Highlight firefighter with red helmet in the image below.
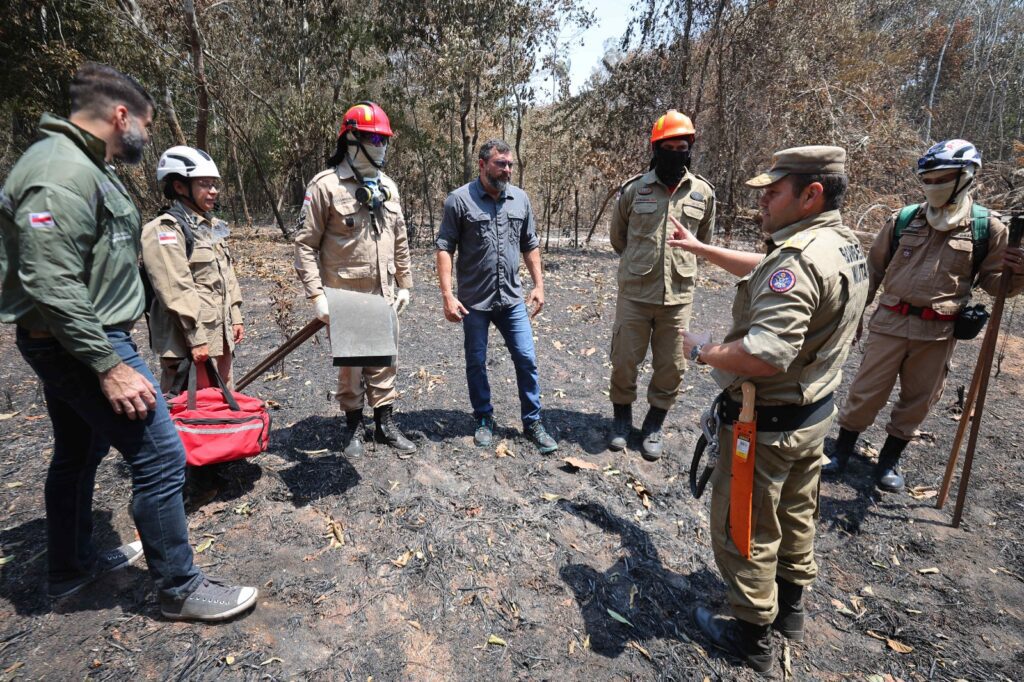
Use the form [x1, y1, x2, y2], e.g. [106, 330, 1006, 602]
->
[607, 110, 717, 460]
[293, 101, 415, 456]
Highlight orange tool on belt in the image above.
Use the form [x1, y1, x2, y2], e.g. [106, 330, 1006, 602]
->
[730, 382, 757, 559]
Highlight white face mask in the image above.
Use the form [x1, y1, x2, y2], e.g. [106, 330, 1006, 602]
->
[349, 142, 386, 179]
[921, 179, 958, 209]
[920, 168, 974, 232]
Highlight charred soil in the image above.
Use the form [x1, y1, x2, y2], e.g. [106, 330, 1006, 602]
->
[2, 229, 1023, 681]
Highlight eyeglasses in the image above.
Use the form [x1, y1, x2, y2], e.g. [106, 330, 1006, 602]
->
[194, 179, 220, 190]
[355, 132, 389, 147]
[490, 160, 514, 169]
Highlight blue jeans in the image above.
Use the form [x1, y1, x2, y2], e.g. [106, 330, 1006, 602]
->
[463, 302, 542, 425]
[16, 328, 202, 601]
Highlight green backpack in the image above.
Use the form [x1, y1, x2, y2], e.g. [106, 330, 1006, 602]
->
[891, 203, 990, 284]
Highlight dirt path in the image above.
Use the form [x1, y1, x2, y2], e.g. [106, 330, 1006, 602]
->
[1, 229, 1022, 681]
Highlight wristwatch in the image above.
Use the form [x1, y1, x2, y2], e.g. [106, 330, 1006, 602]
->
[690, 343, 706, 365]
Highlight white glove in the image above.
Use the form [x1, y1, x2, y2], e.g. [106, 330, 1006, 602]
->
[393, 288, 410, 315]
[313, 293, 330, 323]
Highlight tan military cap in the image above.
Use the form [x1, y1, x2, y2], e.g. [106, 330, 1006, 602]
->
[745, 145, 847, 187]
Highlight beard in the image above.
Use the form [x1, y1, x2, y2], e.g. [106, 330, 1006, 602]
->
[486, 169, 510, 192]
[114, 120, 146, 164]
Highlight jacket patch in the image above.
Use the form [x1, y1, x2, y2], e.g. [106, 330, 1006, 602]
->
[768, 268, 796, 293]
[28, 212, 55, 229]
[637, 186, 653, 195]
[303, 193, 312, 207]
[690, 191, 704, 202]
[158, 231, 179, 245]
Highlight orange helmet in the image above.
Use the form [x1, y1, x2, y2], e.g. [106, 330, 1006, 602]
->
[338, 101, 393, 138]
[650, 109, 695, 144]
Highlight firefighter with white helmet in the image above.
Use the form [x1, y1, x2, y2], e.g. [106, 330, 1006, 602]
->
[293, 101, 415, 457]
[142, 145, 244, 393]
[825, 139, 1024, 492]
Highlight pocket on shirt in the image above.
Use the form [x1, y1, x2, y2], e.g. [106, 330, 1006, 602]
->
[329, 198, 362, 237]
[940, 236, 973, 277]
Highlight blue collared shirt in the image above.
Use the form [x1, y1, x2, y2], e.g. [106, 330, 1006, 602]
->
[435, 178, 540, 310]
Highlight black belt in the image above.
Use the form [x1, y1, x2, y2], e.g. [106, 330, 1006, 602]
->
[719, 392, 834, 432]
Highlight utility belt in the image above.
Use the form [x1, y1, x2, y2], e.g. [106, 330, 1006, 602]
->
[881, 300, 989, 340]
[881, 301, 957, 322]
[719, 391, 834, 432]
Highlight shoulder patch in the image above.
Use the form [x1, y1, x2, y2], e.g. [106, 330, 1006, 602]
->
[157, 230, 178, 245]
[768, 268, 797, 293]
[28, 211, 55, 229]
[619, 173, 644, 193]
[780, 230, 816, 251]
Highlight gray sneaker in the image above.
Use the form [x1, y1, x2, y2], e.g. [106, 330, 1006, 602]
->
[48, 540, 144, 599]
[161, 578, 258, 622]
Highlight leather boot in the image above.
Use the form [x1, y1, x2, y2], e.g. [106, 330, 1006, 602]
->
[342, 410, 364, 458]
[693, 606, 773, 675]
[608, 403, 631, 451]
[640, 406, 668, 461]
[373, 404, 417, 454]
[822, 427, 859, 476]
[772, 577, 804, 641]
[874, 435, 908, 493]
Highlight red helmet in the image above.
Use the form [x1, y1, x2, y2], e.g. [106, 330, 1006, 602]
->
[338, 101, 393, 138]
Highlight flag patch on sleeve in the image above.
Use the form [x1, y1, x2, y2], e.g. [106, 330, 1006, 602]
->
[28, 212, 55, 229]
[158, 231, 178, 245]
[302, 193, 312, 207]
[768, 268, 796, 293]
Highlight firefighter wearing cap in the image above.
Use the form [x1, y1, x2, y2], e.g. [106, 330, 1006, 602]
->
[141, 146, 244, 393]
[293, 101, 415, 457]
[671, 146, 868, 673]
[607, 110, 716, 461]
[825, 140, 1024, 492]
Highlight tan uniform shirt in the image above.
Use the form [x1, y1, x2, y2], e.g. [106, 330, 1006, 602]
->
[713, 210, 869, 406]
[140, 204, 243, 358]
[610, 168, 715, 305]
[866, 199, 1024, 341]
[293, 162, 412, 301]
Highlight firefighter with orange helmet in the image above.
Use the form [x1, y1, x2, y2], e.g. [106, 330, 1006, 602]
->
[607, 109, 717, 460]
[293, 101, 415, 457]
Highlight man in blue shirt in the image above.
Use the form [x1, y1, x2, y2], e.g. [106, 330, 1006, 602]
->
[435, 139, 558, 454]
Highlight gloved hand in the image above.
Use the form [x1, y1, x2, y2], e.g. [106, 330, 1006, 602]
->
[313, 293, 330, 323]
[393, 288, 410, 315]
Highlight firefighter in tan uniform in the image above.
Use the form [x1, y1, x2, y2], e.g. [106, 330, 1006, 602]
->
[671, 147, 868, 674]
[294, 101, 415, 457]
[825, 140, 1024, 492]
[142, 146, 244, 393]
[608, 110, 716, 461]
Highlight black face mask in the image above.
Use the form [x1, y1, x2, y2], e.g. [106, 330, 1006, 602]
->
[652, 146, 691, 187]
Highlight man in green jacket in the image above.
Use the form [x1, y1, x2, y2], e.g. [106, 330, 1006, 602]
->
[0, 62, 255, 621]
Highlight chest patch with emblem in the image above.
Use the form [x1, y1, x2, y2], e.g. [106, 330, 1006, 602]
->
[638, 186, 653, 195]
[768, 268, 797, 293]
[902, 247, 913, 258]
[690, 191, 704, 202]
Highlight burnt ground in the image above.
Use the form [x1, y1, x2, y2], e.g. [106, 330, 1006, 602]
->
[1, 227, 1023, 682]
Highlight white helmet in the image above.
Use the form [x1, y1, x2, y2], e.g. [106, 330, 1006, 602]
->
[156, 146, 220, 182]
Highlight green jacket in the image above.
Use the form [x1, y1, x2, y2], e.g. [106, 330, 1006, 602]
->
[610, 168, 716, 305]
[0, 113, 144, 372]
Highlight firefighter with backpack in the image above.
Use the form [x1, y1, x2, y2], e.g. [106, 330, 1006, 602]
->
[141, 146, 245, 393]
[825, 140, 1024, 492]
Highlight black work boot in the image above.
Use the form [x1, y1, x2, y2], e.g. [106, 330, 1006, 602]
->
[373, 404, 417, 454]
[639, 406, 668, 461]
[608, 403, 632, 451]
[693, 606, 773, 675]
[772, 577, 805, 641]
[822, 428, 859, 477]
[874, 435, 909, 493]
[342, 410, 364, 458]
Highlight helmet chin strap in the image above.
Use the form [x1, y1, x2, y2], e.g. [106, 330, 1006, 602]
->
[944, 167, 975, 207]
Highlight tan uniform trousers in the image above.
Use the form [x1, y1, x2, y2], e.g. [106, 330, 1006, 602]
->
[609, 296, 691, 409]
[159, 353, 234, 394]
[837, 331, 957, 441]
[710, 414, 831, 626]
[337, 364, 397, 413]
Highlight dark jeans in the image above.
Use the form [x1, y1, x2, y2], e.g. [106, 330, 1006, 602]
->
[16, 328, 202, 601]
[463, 302, 542, 425]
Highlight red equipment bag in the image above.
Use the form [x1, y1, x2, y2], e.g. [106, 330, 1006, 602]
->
[166, 358, 271, 466]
